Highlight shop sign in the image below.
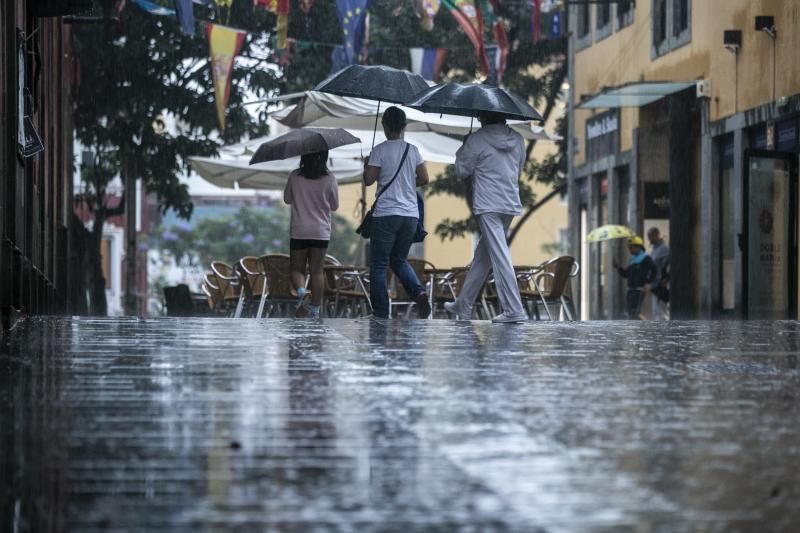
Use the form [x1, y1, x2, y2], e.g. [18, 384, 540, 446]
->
[644, 182, 670, 219]
[586, 109, 619, 161]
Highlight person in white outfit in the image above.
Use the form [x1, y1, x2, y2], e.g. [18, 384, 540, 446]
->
[445, 111, 528, 324]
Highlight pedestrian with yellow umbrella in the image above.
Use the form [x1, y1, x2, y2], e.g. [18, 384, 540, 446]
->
[612, 235, 657, 320]
[586, 225, 656, 319]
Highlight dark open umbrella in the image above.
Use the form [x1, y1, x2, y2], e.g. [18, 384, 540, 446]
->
[315, 64, 429, 104]
[315, 65, 430, 149]
[405, 82, 544, 122]
[249, 127, 360, 165]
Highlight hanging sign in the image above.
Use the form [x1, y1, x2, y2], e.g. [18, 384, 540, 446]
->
[586, 109, 619, 161]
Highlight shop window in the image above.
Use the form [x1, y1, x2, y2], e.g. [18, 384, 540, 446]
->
[616, 0, 634, 30]
[576, 4, 592, 50]
[596, 2, 612, 41]
[652, 0, 691, 58]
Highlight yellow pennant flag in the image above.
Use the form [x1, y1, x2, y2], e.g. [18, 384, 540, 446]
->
[206, 23, 246, 132]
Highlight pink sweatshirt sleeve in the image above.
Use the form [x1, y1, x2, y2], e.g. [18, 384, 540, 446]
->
[329, 174, 339, 211]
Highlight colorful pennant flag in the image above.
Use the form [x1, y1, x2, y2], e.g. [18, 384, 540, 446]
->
[174, 0, 194, 35]
[533, 0, 563, 42]
[409, 47, 448, 82]
[253, 0, 288, 49]
[418, 0, 441, 31]
[336, 0, 370, 66]
[531, 0, 541, 42]
[491, 18, 508, 84]
[206, 23, 246, 131]
[133, 0, 176, 16]
[442, 0, 489, 76]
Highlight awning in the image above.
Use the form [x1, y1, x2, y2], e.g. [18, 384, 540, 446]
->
[578, 81, 696, 109]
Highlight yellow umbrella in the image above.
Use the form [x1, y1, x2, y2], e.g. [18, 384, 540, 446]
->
[586, 224, 636, 243]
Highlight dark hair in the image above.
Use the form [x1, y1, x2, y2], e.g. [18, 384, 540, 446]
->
[478, 110, 506, 125]
[298, 150, 329, 180]
[381, 106, 407, 133]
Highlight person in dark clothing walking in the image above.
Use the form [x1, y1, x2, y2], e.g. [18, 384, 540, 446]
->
[613, 236, 657, 319]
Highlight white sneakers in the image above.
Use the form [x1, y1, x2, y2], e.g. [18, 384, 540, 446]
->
[445, 301, 527, 323]
[491, 312, 528, 324]
[444, 301, 470, 320]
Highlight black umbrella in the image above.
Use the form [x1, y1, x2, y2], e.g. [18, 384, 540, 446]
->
[315, 64, 429, 104]
[249, 127, 360, 165]
[315, 65, 429, 149]
[405, 82, 544, 122]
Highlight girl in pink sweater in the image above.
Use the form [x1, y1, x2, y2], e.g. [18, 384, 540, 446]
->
[283, 151, 339, 318]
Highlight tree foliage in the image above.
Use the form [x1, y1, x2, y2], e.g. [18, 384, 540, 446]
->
[72, 0, 283, 313]
[151, 206, 359, 268]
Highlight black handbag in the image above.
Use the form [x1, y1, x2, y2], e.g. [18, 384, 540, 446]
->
[356, 143, 411, 239]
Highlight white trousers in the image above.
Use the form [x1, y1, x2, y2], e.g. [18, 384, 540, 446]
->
[455, 212, 525, 317]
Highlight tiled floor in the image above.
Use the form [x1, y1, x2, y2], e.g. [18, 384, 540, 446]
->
[2, 317, 799, 531]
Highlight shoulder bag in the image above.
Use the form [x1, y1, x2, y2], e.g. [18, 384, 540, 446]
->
[356, 143, 411, 239]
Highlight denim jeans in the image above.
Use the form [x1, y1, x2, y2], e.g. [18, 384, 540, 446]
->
[369, 215, 424, 318]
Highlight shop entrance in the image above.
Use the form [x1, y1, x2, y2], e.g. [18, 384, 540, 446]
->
[743, 150, 798, 319]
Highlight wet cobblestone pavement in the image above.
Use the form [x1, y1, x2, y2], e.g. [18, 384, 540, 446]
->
[2, 317, 800, 531]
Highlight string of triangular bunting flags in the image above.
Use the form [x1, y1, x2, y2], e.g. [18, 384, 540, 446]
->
[129, 0, 564, 130]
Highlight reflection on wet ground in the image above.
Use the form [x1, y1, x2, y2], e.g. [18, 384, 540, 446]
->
[1, 317, 799, 531]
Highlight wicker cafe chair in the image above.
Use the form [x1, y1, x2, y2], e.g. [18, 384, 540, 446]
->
[325, 263, 372, 318]
[201, 273, 220, 313]
[522, 256, 579, 321]
[260, 254, 297, 317]
[234, 256, 268, 318]
[209, 261, 242, 316]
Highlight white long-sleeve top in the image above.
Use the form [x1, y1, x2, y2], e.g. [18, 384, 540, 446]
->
[454, 123, 525, 216]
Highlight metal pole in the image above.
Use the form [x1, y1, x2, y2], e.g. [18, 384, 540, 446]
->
[124, 165, 138, 315]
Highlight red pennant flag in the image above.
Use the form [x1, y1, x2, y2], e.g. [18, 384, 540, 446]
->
[443, 0, 490, 76]
[206, 23, 246, 131]
[492, 18, 508, 84]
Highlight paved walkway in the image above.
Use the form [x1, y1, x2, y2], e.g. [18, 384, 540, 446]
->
[2, 317, 799, 531]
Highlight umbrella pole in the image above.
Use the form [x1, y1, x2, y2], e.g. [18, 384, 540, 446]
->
[469, 116, 474, 133]
[370, 99, 381, 150]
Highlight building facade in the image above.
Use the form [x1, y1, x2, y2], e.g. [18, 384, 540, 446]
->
[1, 1, 90, 330]
[567, 0, 800, 319]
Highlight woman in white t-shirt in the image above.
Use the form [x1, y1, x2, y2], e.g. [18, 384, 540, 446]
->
[283, 150, 339, 318]
[363, 106, 430, 319]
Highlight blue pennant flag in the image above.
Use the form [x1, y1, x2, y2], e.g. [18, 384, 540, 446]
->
[133, 0, 176, 16]
[174, 0, 194, 35]
[335, 0, 370, 66]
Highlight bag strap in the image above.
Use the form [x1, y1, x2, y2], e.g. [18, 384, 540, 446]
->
[372, 142, 410, 208]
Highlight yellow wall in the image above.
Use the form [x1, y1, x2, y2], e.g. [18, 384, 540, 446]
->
[574, 0, 800, 166]
[336, 120, 568, 268]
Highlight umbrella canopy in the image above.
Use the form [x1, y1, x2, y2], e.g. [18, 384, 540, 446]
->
[271, 91, 560, 141]
[249, 127, 360, 164]
[315, 64, 429, 104]
[586, 224, 636, 243]
[189, 155, 364, 191]
[406, 82, 544, 121]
